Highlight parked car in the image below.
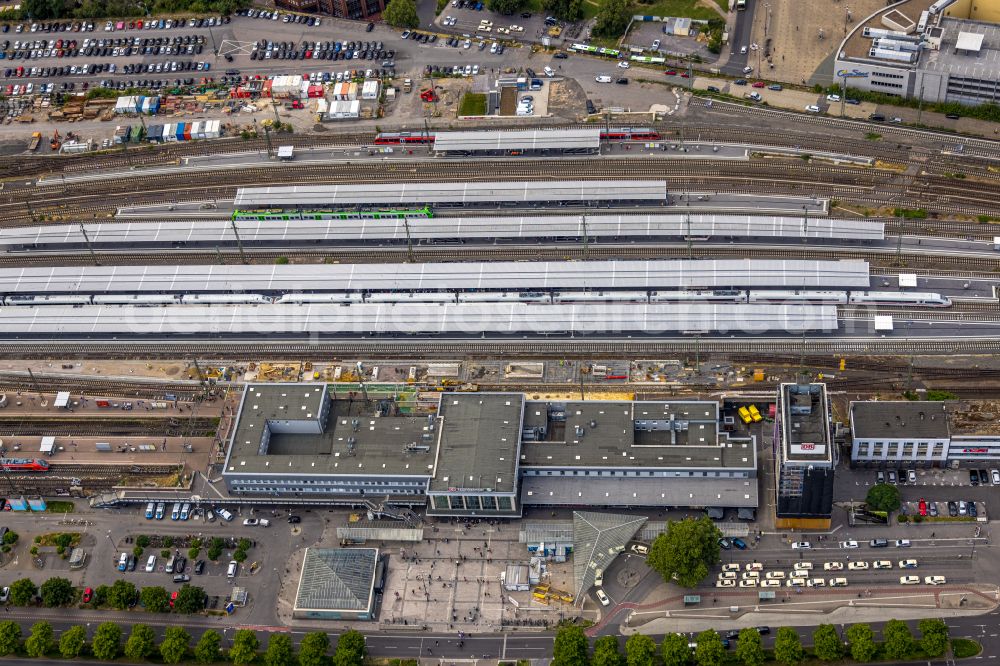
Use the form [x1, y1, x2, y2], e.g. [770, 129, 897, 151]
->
[194, 560, 205, 575]
[791, 542, 811, 550]
[596, 589, 610, 606]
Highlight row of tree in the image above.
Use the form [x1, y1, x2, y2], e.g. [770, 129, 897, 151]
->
[0, 622, 366, 666]
[553, 618, 951, 666]
[5, 577, 207, 614]
[2, 0, 249, 21]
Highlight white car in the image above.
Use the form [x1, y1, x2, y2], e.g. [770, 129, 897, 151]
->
[742, 65, 753, 74]
[741, 571, 760, 580]
[739, 579, 758, 588]
[718, 572, 737, 580]
[895, 539, 911, 548]
[827, 93, 841, 102]
[793, 562, 814, 571]
[823, 562, 844, 571]
[805, 105, 821, 113]
[617, 61, 630, 69]
[745, 562, 764, 571]
[900, 575, 921, 585]
[463, 39, 471, 48]
[761, 579, 781, 588]
[899, 559, 918, 569]
[840, 540, 859, 549]
[786, 578, 807, 587]
[807, 578, 826, 587]
[722, 563, 741, 572]
[651, 39, 660, 49]
[765, 571, 785, 580]
[543, 66, 555, 77]
[829, 578, 849, 587]
[716, 579, 736, 588]
[924, 576, 946, 585]
[847, 561, 869, 571]
[243, 518, 259, 526]
[510, 24, 524, 31]
[596, 588, 610, 605]
[873, 561, 892, 569]
[791, 542, 812, 550]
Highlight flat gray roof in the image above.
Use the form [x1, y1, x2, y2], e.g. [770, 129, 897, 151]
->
[429, 393, 524, 493]
[779, 384, 833, 464]
[233, 181, 667, 208]
[520, 400, 757, 470]
[293, 547, 378, 613]
[522, 476, 759, 507]
[922, 18, 1000, 80]
[432, 129, 601, 151]
[0, 216, 883, 248]
[227, 384, 437, 477]
[850, 401, 950, 439]
[0, 260, 871, 294]
[0, 303, 840, 337]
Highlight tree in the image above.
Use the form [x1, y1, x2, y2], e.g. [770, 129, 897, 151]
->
[231, 629, 260, 665]
[542, 0, 583, 20]
[107, 580, 137, 610]
[59, 625, 87, 659]
[847, 623, 878, 662]
[25, 621, 54, 658]
[92, 584, 110, 607]
[647, 516, 722, 588]
[332, 630, 364, 666]
[298, 632, 330, 666]
[125, 624, 157, 661]
[774, 627, 804, 666]
[626, 634, 657, 666]
[10, 578, 37, 606]
[141, 586, 169, 613]
[695, 630, 725, 666]
[486, 0, 526, 15]
[866, 483, 901, 512]
[883, 619, 914, 659]
[0, 621, 19, 656]
[919, 619, 950, 658]
[195, 630, 223, 664]
[263, 634, 295, 666]
[233, 549, 248, 563]
[661, 632, 692, 666]
[160, 626, 191, 664]
[23, 0, 63, 19]
[552, 625, 589, 666]
[592, 0, 631, 38]
[593, 635, 624, 666]
[39, 577, 75, 607]
[735, 627, 765, 666]
[812, 624, 845, 661]
[92, 622, 122, 660]
[174, 585, 207, 614]
[382, 0, 418, 28]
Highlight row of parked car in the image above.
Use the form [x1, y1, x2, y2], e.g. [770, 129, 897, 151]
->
[103, 16, 229, 32]
[240, 8, 322, 26]
[252, 39, 393, 63]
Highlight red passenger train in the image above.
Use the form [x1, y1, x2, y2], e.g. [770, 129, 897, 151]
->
[373, 132, 435, 145]
[0, 459, 50, 472]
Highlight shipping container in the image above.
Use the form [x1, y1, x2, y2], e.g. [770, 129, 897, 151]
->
[183, 124, 192, 141]
[176, 123, 186, 141]
[147, 124, 163, 142]
[163, 123, 176, 142]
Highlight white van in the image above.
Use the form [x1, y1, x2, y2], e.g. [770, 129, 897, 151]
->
[227, 561, 238, 578]
[170, 503, 180, 520]
[595, 75, 612, 83]
[146, 555, 157, 572]
[118, 553, 129, 571]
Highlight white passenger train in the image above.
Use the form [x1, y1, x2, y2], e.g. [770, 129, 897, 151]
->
[0, 289, 952, 307]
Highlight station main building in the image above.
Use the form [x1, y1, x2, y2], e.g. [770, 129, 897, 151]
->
[222, 384, 759, 517]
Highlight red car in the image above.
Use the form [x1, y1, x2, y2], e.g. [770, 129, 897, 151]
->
[664, 70, 676, 76]
[82, 588, 93, 603]
[169, 591, 178, 608]
[680, 72, 690, 78]
[918, 498, 928, 516]
[752, 81, 766, 88]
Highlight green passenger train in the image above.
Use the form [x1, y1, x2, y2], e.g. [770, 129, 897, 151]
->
[232, 207, 435, 221]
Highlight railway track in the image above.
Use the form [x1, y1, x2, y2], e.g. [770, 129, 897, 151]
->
[3, 243, 1000, 273]
[1, 338, 1000, 359]
[9, 158, 1000, 227]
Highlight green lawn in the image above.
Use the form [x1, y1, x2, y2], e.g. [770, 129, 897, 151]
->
[459, 92, 488, 116]
[634, 0, 722, 20]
